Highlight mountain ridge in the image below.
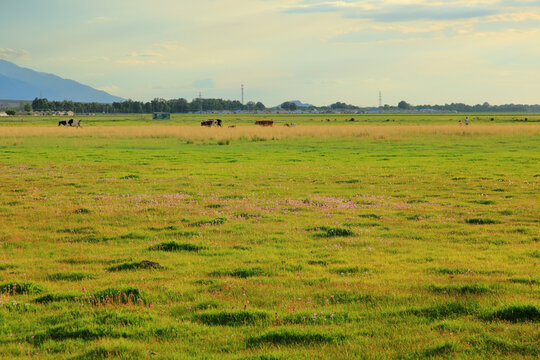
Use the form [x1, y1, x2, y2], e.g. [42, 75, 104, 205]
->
[0, 59, 124, 103]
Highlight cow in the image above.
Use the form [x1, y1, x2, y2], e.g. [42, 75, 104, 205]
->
[67, 119, 82, 128]
[255, 120, 273, 127]
[201, 119, 222, 127]
[284, 123, 297, 127]
[58, 120, 67, 126]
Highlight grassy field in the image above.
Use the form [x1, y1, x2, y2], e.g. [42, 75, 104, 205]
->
[0, 115, 539, 359]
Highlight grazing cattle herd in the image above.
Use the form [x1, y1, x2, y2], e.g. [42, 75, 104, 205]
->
[56, 118, 293, 129]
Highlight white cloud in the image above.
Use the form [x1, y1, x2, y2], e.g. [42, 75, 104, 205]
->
[0, 48, 30, 60]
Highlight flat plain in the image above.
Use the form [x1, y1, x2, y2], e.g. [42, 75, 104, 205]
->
[0, 114, 539, 359]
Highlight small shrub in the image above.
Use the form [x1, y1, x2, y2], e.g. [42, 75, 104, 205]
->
[149, 241, 205, 252]
[489, 305, 539, 323]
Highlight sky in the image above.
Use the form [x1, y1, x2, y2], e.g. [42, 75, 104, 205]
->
[1, 0, 540, 106]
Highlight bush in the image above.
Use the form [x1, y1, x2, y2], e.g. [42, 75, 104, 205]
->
[5, 109, 16, 116]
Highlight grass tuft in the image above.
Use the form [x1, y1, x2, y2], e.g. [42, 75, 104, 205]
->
[405, 301, 474, 320]
[465, 218, 501, 225]
[0, 282, 43, 295]
[247, 329, 345, 347]
[313, 226, 355, 237]
[210, 267, 269, 278]
[47, 272, 95, 282]
[149, 241, 205, 252]
[194, 310, 269, 326]
[190, 217, 227, 227]
[488, 305, 539, 323]
[107, 260, 162, 271]
[427, 283, 492, 295]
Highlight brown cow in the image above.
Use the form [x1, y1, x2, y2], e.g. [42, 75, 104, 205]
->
[255, 120, 273, 127]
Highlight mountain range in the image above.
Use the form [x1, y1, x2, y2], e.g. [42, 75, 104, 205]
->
[0, 59, 124, 103]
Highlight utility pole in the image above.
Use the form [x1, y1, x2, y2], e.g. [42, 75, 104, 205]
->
[379, 91, 382, 108]
[241, 84, 244, 105]
[199, 92, 202, 113]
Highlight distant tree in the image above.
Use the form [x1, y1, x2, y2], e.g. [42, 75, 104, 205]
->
[281, 101, 297, 111]
[330, 102, 359, 110]
[398, 100, 412, 110]
[246, 101, 256, 111]
[23, 104, 32, 112]
[255, 101, 265, 111]
[6, 109, 16, 115]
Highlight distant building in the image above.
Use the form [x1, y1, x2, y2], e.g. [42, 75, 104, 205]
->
[153, 112, 170, 120]
[0, 111, 8, 117]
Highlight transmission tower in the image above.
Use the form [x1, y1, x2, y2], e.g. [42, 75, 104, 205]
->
[241, 84, 244, 105]
[379, 91, 382, 108]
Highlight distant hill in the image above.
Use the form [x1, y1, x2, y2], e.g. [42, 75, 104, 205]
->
[276, 100, 315, 108]
[0, 59, 124, 103]
[290, 100, 314, 107]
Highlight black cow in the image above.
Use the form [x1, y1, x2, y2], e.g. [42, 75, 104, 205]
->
[67, 119, 82, 128]
[58, 120, 67, 126]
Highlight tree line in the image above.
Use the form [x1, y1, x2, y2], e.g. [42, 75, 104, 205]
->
[30, 98, 266, 113]
[20, 98, 540, 114]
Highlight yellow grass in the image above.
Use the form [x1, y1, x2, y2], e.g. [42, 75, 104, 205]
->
[1, 124, 539, 140]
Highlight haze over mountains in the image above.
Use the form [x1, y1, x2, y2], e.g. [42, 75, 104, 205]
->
[0, 60, 124, 103]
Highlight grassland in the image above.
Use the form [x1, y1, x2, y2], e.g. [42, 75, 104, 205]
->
[0, 114, 539, 359]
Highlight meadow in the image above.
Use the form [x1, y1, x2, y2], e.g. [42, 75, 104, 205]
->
[0, 114, 538, 359]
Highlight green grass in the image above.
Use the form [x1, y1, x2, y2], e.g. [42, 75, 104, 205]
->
[0, 115, 538, 359]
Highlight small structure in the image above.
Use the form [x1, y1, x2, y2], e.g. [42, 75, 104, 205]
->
[0, 112, 7, 117]
[153, 112, 170, 120]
